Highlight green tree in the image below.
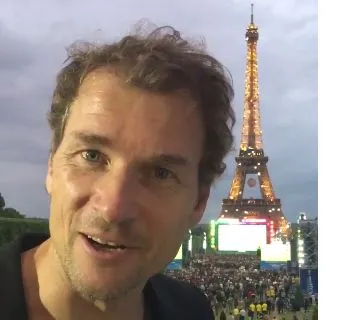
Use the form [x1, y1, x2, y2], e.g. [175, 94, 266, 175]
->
[0, 218, 49, 247]
[1, 207, 25, 219]
[0, 193, 5, 211]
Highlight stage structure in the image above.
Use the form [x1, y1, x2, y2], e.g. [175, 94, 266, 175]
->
[220, 4, 288, 239]
[297, 214, 318, 268]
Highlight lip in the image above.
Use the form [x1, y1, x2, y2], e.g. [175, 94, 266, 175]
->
[79, 233, 139, 263]
[80, 232, 139, 249]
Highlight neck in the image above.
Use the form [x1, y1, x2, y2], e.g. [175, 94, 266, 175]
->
[21, 239, 145, 320]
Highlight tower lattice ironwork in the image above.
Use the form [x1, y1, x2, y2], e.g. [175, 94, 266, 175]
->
[220, 4, 287, 234]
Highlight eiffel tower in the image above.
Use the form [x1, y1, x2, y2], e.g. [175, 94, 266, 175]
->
[220, 4, 287, 237]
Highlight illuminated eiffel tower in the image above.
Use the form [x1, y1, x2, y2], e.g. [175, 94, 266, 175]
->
[220, 4, 287, 237]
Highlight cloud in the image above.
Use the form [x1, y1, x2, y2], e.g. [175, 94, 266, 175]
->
[0, 0, 317, 223]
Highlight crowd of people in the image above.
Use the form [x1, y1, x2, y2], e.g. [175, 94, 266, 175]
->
[165, 254, 316, 319]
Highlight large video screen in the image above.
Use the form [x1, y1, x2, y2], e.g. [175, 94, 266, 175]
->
[218, 223, 267, 252]
[261, 241, 291, 262]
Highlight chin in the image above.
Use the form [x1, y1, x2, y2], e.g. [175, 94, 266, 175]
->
[76, 263, 145, 298]
[79, 274, 143, 302]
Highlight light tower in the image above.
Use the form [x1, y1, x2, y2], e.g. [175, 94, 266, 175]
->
[297, 214, 318, 268]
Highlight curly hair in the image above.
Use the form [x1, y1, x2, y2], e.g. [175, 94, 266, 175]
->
[48, 25, 235, 186]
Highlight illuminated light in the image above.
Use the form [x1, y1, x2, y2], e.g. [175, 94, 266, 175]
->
[210, 221, 216, 237]
[272, 208, 275, 211]
[243, 218, 266, 223]
[203, 235, 207, 250]
[236, 209, 239, 211]
[254, 166, 257, 169]
[277, 208, 281, 211]
[210, 220, 216, 249]
[257, 172, 261, 176]
[268, 210, 271, 212]
[188, 236, 192, 251]
[217, 218, 240, 224]
[225, 210, 228, 212]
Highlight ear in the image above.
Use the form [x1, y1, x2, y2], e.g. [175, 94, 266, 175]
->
[45, 154, 54, 195]
[188, 186, 211, 228]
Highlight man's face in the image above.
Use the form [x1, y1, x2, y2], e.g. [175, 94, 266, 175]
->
[46, 68, 210, 302]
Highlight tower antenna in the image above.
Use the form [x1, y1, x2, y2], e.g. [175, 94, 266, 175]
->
[251, 3, 254, 24]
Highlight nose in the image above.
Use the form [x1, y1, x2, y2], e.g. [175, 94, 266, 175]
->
[91, 160, 139, 224]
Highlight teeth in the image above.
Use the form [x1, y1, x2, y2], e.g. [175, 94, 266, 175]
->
[87, 235, 125, 248]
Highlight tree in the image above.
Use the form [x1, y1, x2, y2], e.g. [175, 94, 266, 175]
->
[1, 207, 25, 219]
[0, 218, 49, 247]
[0, 193, 5, 211]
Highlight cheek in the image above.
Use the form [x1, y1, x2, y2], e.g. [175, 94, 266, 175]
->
[146, 192, 195, 247]
[49, 169, 92, 241]
[145, 189, 193, 222]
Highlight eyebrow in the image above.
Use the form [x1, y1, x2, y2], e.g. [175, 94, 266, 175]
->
[148, 154, 191, 168]
[70, 131, 115, 148]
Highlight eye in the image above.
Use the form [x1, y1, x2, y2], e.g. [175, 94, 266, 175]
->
[153, 167, 174, 180]
[81, 150, 103, 163]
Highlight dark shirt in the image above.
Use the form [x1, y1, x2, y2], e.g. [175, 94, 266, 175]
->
[0, 233, 214, 320]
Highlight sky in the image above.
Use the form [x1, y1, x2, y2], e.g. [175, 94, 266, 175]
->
[0, 0, 317, 223]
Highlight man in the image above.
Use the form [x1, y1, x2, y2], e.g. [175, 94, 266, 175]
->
[248, 301, 256, 320]
[256, 301, 263, 319]
[262, 301, 268, 316]
[232, 306, 239, 319]
[239, 308, 246, 320]
[0, 25, 235, 319]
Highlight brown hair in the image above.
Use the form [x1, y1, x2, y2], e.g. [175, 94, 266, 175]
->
[48, 25, 235, 186]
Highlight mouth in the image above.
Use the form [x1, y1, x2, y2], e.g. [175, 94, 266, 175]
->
[80, 233, 128, 252]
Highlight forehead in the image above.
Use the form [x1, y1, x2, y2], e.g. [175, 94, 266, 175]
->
[63, 69, 205, 163]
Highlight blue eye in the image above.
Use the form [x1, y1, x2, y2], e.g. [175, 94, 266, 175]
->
[81, 150, 102, 162]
